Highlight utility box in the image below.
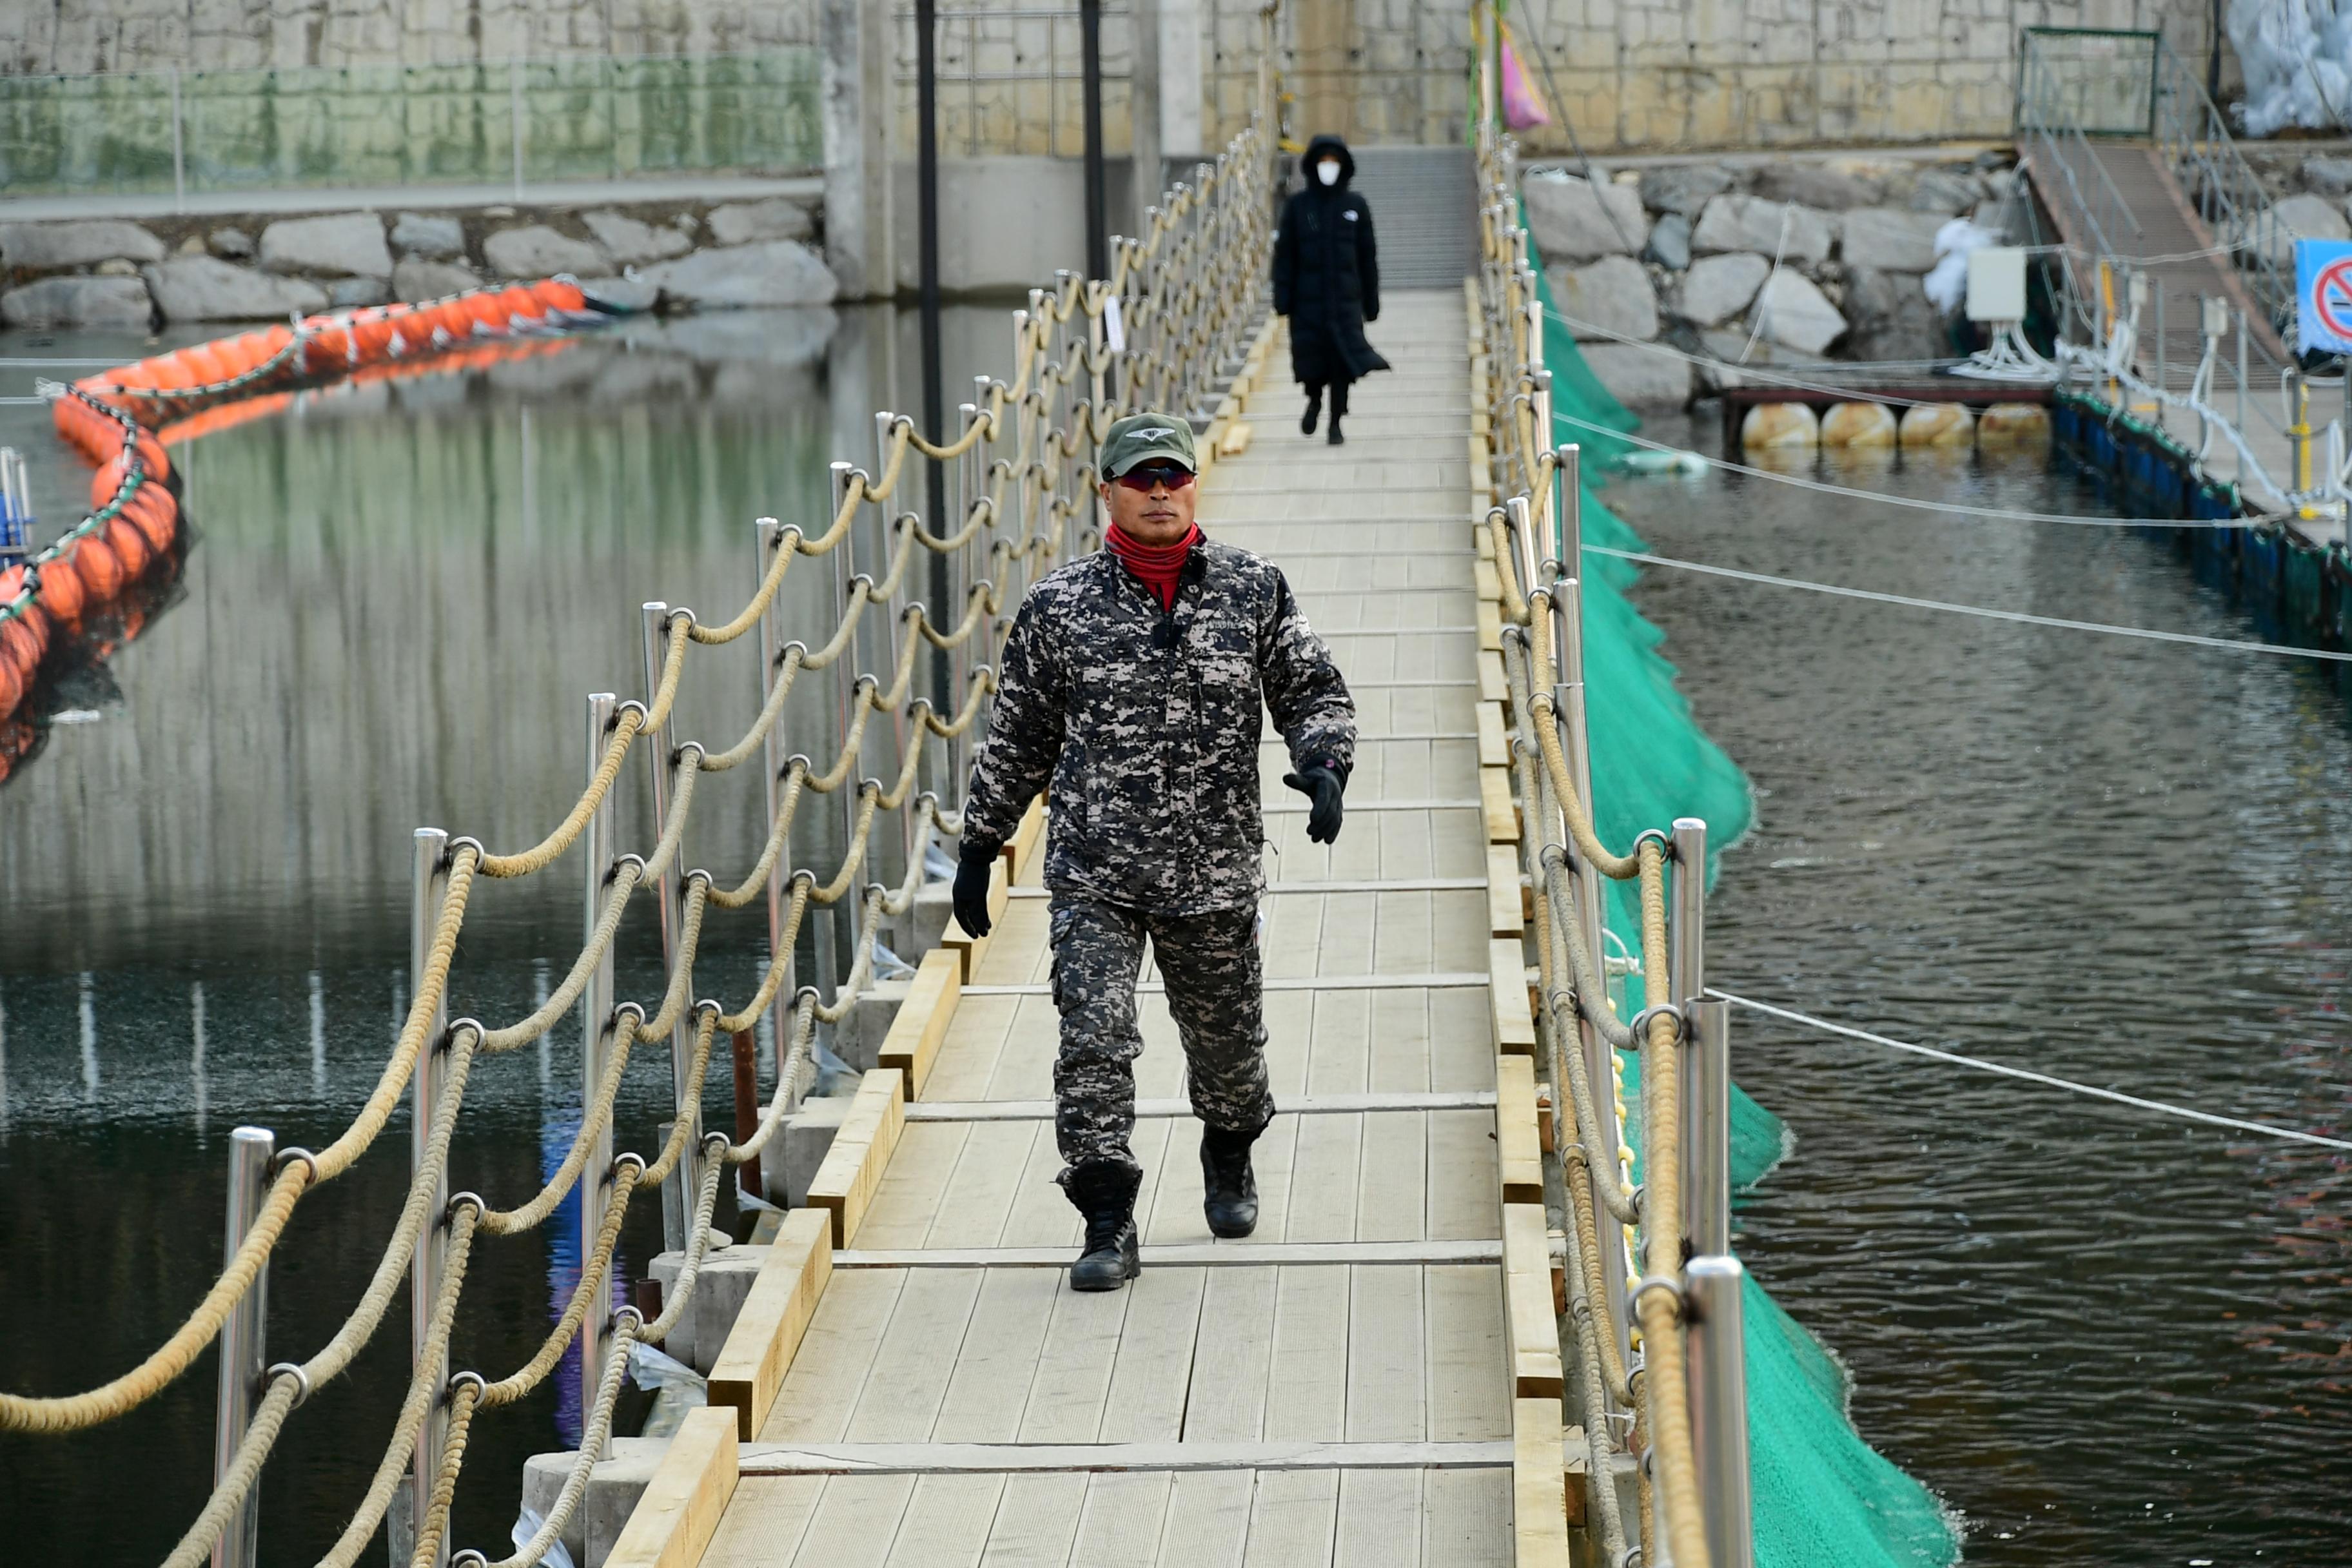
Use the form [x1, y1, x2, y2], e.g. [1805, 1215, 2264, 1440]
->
[1966, 248, 2028, 322]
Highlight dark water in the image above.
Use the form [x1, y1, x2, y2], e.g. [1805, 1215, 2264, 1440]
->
[1606, 421, 2352, 1567]
[0, 303, 1006, 1565]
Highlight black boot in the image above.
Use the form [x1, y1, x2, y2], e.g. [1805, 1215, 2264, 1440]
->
[1328, 385, 1348, 445]
[1300, 387, 1321, 436]
[1064, 1162, 1142, 1291]
[1199, 1124, 1262, 1239]
[1326, 418, 1344, 446]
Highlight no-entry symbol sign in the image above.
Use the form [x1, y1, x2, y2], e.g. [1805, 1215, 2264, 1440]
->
[2297, 239, 2352, 355]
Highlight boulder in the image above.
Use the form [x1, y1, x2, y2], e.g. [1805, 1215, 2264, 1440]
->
[483, 224, 609, 279]
[636, 240, 839, 308]
[1906, 168, 1983, 214]
[95, 258, 141, 277]
[0, 275, 152, 328]
[175, 235, 206, 256]
[1740, 402, 1819, 447]
[208, 227, 255, 260]
[574, 275, 662, 313]
[2268, 193, 2349, 266]
[1819, 401, 1896, 447]
[1690, 195, 1834, 267]
[1521, 171, 1649, 262]
[1638, 164, 1734, 217]
[259, 212, 392, 280]
[327, 277, 390, 309]
[582, 210, 693, 264]
[1839, 206, 1946, 273]
[1751, 266, 1847, 355]
[1643, 213, 1691, 271]
[141, 257, 329, 321]
[392, 257, 482, 301]
[706, 198, 817, 246]
[1549, 255, 1658, 342]
[1752, 164, 1879, 210]
[0, 219, 166, 273]
[389, 212, 466, 260]
[1671, 252, 1770, 327]
[1842, 266, 1948, 362]
[2303, 155, 2352, 197]
[1899, 403, 1975, 447]
[1578, 342, 1689, 409]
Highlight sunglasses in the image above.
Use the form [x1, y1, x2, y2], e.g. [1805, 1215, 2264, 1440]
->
[1112, 464, 1195, 493]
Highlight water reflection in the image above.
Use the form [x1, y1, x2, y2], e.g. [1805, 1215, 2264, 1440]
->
[0, 301, 1014, 1565]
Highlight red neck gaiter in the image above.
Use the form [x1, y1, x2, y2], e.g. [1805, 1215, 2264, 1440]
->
[1106, 522, 1200, 611]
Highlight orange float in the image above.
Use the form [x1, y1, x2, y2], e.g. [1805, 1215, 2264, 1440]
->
[6, 277, 634, 749]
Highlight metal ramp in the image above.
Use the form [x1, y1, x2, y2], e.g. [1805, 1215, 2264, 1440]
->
[2019, 135, 2288, 379]
[1345, 147, 1478, 290]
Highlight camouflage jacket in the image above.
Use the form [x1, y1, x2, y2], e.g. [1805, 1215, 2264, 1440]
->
[962, 538, 1356, 914]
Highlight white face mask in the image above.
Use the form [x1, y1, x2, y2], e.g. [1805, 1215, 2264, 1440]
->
[1315, 160, 1340, 186]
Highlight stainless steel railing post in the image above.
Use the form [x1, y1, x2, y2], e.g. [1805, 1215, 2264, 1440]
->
[1669, 816, 1707, 1253]
[211, 1124, 274, 1568]
[579, 692, 619, 1450]
[407, 827, 452, 1568]
[1685, 1250, 1755, 1568]
[1688, 997, 1732, 1260]
[1544, 469, 1634, 1395]
[821, 462, 858, 1007]
[638, 604, 700, 1250]
[750, 527, 797, 1101]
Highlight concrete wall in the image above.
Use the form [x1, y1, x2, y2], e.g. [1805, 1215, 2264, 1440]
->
[1515, 0, 2236, 153]
[2, 0, 817, 74]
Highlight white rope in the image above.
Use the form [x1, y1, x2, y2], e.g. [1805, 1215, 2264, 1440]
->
[1555, 409, 2255, 528]
[1587, 543, 2352, 662]
[1712, 990, 2352, 1152]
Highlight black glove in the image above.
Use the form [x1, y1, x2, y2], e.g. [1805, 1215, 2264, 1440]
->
[1282, 764, 1346, 845]
[952, 845, 997, 938]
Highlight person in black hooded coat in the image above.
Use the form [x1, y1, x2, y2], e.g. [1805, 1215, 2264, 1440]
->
[1272, 133, 1389, 444]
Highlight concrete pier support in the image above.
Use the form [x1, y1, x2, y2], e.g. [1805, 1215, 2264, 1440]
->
[1132, 0, 1163, 240]
[1159, 0, 1205, 166]
[824, 0, 896, 299]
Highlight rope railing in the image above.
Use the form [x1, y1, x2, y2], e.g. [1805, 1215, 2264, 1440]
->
[1473, 52, 1753, 1566]
[5, 30, 1280, 1568]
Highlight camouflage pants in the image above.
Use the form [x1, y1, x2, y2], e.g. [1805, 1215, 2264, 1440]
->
[1049, 896, 1273, 1185]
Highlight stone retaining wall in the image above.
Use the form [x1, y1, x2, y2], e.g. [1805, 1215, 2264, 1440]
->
[1522, 150, 2017, 409]
[0, 197, 834, 329]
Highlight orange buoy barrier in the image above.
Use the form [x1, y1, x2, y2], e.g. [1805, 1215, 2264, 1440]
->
[5, 277, 629, 771]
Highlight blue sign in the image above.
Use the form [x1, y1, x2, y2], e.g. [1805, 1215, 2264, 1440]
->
[2296, 238, 2352, 355]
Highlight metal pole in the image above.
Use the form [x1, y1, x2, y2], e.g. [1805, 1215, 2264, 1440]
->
[1669, 816, 1707, 1253]
[1689, 997, 1732, 1259]
[754, 522, 798, 1111]
[820, 464, 858, 1006]
[1080, 0, 1110, 279]
[407, 828, 452, 1568]
[578, 692, 619, 1447]
[211, 1125, 273, 1568]
[1685, 1253, 1756, 1568]
[1545, 468, 1632, 1395]
[917, 0, 948, 539]
[731, 1029, 762, 1197]
[639, 605, 700, 1251]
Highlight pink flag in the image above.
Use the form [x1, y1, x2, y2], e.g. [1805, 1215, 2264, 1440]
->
[1500, 35, 1551, 129]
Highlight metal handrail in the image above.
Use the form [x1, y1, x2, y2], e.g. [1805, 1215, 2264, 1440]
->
[2150, 34, 2292, 330]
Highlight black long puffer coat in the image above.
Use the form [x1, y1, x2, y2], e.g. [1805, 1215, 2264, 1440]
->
[1272, 134, 1391, 387]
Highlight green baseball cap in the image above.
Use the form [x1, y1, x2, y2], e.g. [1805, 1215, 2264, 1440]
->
[1098, 412, 1197, 478]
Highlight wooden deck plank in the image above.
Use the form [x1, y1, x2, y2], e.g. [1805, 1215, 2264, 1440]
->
[710, 291, 1514, 1567]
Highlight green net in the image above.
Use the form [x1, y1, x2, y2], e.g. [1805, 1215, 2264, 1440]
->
[1522, 228, 1959, 1568]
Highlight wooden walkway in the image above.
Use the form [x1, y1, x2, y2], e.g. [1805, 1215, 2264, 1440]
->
[675, 290, 1539, 1567]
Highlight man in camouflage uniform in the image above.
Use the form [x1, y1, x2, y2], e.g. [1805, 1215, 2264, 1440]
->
[953, 412, 1355, 1290]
